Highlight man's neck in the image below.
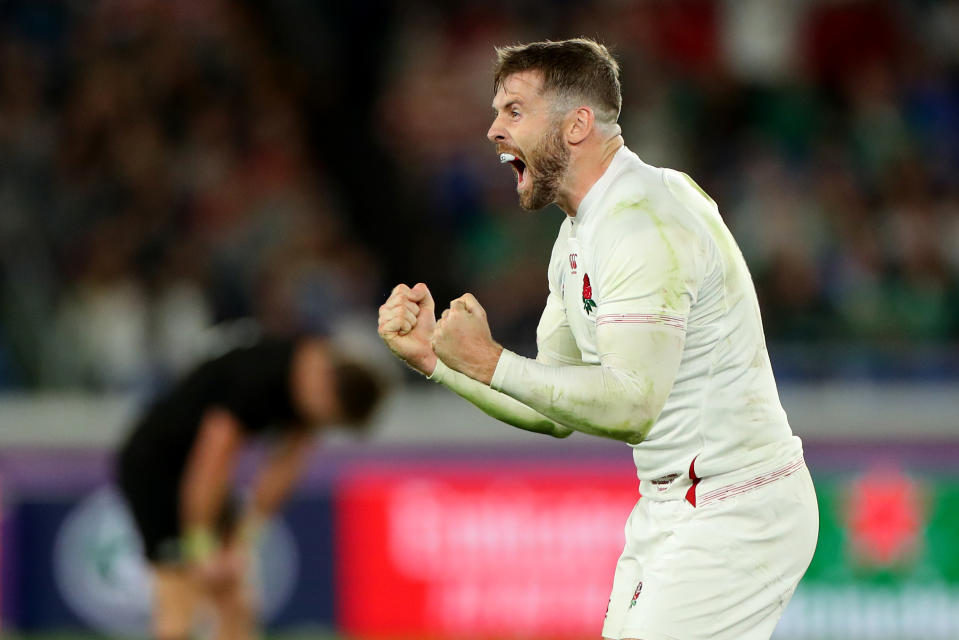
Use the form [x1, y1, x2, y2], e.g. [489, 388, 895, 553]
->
[556, 132, 625, 216]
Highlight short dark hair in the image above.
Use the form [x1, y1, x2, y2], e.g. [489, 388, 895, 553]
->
[331, 355, 388, 428]
[493, 38, 622, 123]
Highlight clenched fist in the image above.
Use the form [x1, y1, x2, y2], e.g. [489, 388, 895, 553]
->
[378, 283, 437, 375]
[432, 293, 503, 385]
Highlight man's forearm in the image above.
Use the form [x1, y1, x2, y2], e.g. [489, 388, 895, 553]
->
[489, 327, 683, 445]
[180, 410, 242, 533]
[181, 471, 231, 531]
[248, 431, 314, 519]
[430, 359, 573, 438]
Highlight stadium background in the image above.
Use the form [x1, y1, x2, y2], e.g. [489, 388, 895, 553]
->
[0, 0, 957, 638]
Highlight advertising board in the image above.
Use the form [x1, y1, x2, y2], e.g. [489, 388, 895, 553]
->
[336, 463, 641, 638]
[335, 459, 959, 640]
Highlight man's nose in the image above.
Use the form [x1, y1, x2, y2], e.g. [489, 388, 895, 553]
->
[487, 122, 506, 144]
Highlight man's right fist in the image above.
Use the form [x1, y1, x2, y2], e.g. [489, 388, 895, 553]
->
[378, 283, 420, 336]
[377, 283, 438, 375]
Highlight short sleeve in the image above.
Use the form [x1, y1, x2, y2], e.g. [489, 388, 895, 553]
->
[590, 204, 704, 334]
[215, 339, 302, 435]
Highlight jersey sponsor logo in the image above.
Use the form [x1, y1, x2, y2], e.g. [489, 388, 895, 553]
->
[629, 581, 643, 608]
[650, 473, 680, 492]
[569, 253, 578, 273]
[582, 273, 597, 314]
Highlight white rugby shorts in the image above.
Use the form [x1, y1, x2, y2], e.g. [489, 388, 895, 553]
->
[602, 461, 819, 640]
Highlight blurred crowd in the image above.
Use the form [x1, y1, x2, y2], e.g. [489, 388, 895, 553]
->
[1, 0, 958, 391]
[0, 0, 381, 390]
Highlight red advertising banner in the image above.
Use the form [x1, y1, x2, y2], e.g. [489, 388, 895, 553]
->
[335, 462, 639, 639]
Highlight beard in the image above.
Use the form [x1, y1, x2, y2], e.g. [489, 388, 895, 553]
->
[519, 124, 570, 211]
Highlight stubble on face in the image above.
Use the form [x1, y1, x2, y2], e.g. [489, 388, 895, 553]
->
[519, 117, 571, 211]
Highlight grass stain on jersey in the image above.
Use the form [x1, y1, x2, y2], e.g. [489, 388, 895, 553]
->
[608, 197, 687, 313]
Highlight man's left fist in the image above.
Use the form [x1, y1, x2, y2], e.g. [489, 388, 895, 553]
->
[432, 293, 503, 385]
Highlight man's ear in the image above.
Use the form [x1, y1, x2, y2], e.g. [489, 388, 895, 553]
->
[566, 106, 594, 145]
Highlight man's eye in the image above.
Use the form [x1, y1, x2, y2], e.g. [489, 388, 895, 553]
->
[511, 110, 520, 119]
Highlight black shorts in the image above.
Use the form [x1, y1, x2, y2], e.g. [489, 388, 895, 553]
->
[116, 444, 237, 565]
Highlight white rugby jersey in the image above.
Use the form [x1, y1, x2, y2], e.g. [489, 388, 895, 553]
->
[489, 146, 802, 498]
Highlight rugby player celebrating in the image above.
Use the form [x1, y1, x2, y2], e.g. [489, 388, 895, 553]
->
[379, 38, 818, 640]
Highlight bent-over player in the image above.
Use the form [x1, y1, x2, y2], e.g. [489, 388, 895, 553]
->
[378, 38, 818, 640]
[117, 335, 385, 640]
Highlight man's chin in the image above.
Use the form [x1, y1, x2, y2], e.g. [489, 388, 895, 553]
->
[518, 187, 553, 211]
[516, 180, 542, 210]
[518, 194, 539, 211]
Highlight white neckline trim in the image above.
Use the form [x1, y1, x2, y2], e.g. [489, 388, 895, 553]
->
[572, 145, 633, 225]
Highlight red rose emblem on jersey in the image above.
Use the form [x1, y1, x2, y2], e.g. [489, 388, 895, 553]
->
[582, 274, 597, 314]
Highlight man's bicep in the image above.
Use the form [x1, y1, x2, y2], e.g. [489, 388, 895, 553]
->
[595, 321, 685, 437]
[196, 408, 245, 455]
[535, 291, 583, 366]
[596, 321, 685, 377]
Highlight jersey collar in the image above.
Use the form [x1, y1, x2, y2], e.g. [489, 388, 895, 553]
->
[572, 145, 632, 226]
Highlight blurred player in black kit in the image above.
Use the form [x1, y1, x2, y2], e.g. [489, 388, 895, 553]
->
[117, 335, 386, 640]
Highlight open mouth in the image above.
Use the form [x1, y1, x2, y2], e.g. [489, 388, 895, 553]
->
[499, 152, 528, 187]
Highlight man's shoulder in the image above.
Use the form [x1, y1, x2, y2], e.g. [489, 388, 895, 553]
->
[596, 154, 665, 212]
[588, 167, 671, 241]
[604, 152, 716, 210]
[586, 165, 712, 266]
[596, 159, 718, 229]
[612, 149, 664, 183]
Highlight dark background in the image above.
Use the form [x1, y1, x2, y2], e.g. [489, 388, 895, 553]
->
[1, 0, 957, 389]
